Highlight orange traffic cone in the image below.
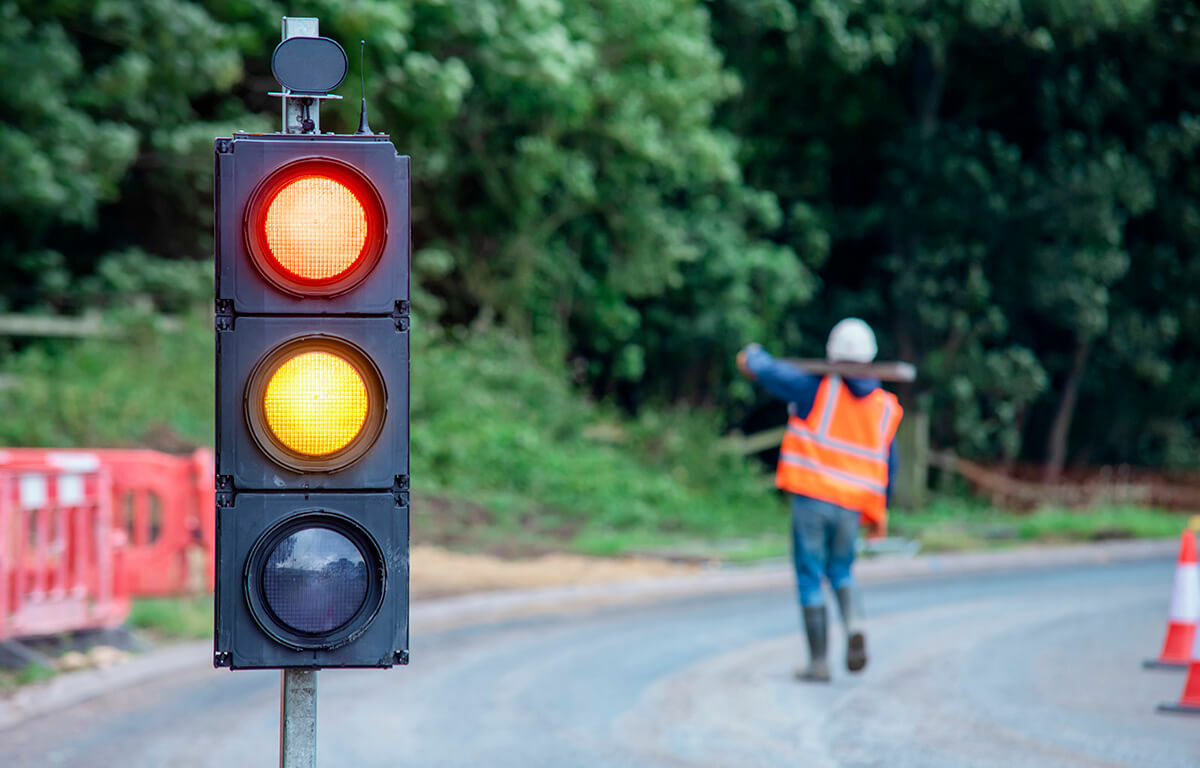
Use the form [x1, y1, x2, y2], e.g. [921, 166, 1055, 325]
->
[1159, 608, 1200, 714]
[1145, 530, 1199, 669]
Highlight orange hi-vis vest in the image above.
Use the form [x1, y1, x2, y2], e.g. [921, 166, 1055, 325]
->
[776, 376, 903, 527]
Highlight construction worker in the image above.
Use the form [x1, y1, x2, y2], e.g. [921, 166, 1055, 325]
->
[737, 318, 902, 682]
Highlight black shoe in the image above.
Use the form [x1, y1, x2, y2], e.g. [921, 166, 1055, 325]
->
[836, 585, 868, 672]
[846, 630, 867, 673]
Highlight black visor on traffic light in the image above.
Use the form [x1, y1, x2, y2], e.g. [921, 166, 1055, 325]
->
[243, 157, 387, 297]
[243, 510, 386, 651]
[243, 334, 387, 473]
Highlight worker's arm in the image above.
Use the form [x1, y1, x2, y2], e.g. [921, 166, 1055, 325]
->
[738, 344, 822, 410]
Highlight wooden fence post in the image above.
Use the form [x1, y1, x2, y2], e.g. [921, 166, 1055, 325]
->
[893, 411, 930, 511]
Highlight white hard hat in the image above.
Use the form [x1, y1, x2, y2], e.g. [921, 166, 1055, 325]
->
[826, 318, 877, 363]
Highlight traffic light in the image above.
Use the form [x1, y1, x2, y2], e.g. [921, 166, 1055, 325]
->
[212, 133, 410, 670]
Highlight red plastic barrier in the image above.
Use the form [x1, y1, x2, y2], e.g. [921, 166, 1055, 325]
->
[0, 448, 214, 596]
[0, 463, 130, 640]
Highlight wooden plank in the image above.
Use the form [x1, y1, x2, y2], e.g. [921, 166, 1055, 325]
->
[0, 313, 182, 338]
[723, 426, 786, 455]
[0, 313, 109, 338]
[727, 364, 917, 456]
[779, 359, 916, 382]
[928, 450, 1200, 509]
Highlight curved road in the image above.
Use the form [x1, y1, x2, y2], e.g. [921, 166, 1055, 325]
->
[2, 559, 1196, 767]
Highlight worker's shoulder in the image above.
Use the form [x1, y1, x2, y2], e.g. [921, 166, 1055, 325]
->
[840, 376, 883, 398]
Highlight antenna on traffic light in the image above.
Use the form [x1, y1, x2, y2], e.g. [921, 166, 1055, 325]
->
[356, 40, 373, 136]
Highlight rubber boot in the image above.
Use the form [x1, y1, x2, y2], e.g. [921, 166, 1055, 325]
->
[836, 585, 868, 673]
[796, 604, 831, 683]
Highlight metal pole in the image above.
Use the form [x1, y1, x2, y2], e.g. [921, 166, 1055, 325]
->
[281, 17, 320, 134]
[280, 669, 318, 768]
[279, 16, 320, 767]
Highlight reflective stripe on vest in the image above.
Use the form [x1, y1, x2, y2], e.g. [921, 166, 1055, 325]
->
[776, 376, 902, 523]
[777, 454, 888, 494]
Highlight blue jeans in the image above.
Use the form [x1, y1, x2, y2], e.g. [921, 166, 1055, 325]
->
[790, 494, 859, 606]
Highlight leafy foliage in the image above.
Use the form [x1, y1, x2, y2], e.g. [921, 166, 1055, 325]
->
[711, 0, 1200, 467]
[2, 0, 258, 314]
[4, 0, 1200, 475]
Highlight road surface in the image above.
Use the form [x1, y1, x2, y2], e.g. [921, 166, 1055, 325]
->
[1, 558, 1195, 767]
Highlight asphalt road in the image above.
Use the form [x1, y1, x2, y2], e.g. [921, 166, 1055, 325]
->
[2, 558, 1196, 767]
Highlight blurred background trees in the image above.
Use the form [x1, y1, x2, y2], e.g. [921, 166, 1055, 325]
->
[3, 0, 1200, 476]
[713, 0, 1200, 468]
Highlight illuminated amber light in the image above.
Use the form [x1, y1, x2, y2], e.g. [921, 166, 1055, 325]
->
[263, 352, 369, 456]
[263, 176, 368, 282]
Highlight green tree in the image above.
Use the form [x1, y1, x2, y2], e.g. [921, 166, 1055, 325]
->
[3, 0, 808, 411]
[2, 0, 258, 314]
[710, 0, 1200, 470]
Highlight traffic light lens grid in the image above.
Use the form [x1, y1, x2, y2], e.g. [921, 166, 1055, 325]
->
[262, 526, 369, 635]
[235, 506, 392, 655]
[240, 155, 389, 299]
[242, 333, 390, 474]
[264, 175, 367, 282]
[264, 351, 369, 457]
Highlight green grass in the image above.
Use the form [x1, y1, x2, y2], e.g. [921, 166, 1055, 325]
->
[569, 528, 791, 561]
[0, 312, 783, 548]
[571, 500, 1191, 560]
[1, 309, 1189, 565]
[410, 326, 781, 548]
[126, 596, 213, 640]
[0, 663, 56, 690]
[0, 600, 210, 690]
[890, 499, 1189, 553]
[0, 310, 213, 449]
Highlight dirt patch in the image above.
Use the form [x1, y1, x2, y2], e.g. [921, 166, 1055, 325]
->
[409, 544, 701, 599]
[371, 491, 713, 597]
[56, 646, 132, 672]
[411, 492, 582, 558]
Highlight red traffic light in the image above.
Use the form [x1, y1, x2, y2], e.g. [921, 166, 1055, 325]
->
[265, 177, 367, 281]
[244, 158, 386, 296]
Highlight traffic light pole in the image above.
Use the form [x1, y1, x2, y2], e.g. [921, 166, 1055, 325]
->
[279, 18, 320, 768]
[218, 16, 409, 765]
[280, 669, 318, 768]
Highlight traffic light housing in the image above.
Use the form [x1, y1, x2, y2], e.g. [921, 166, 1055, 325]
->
[214, 493, 407, 669]
[217, 317, 409, 490]
[213, 133, 410, 670]
[214, 137, 409, 314]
